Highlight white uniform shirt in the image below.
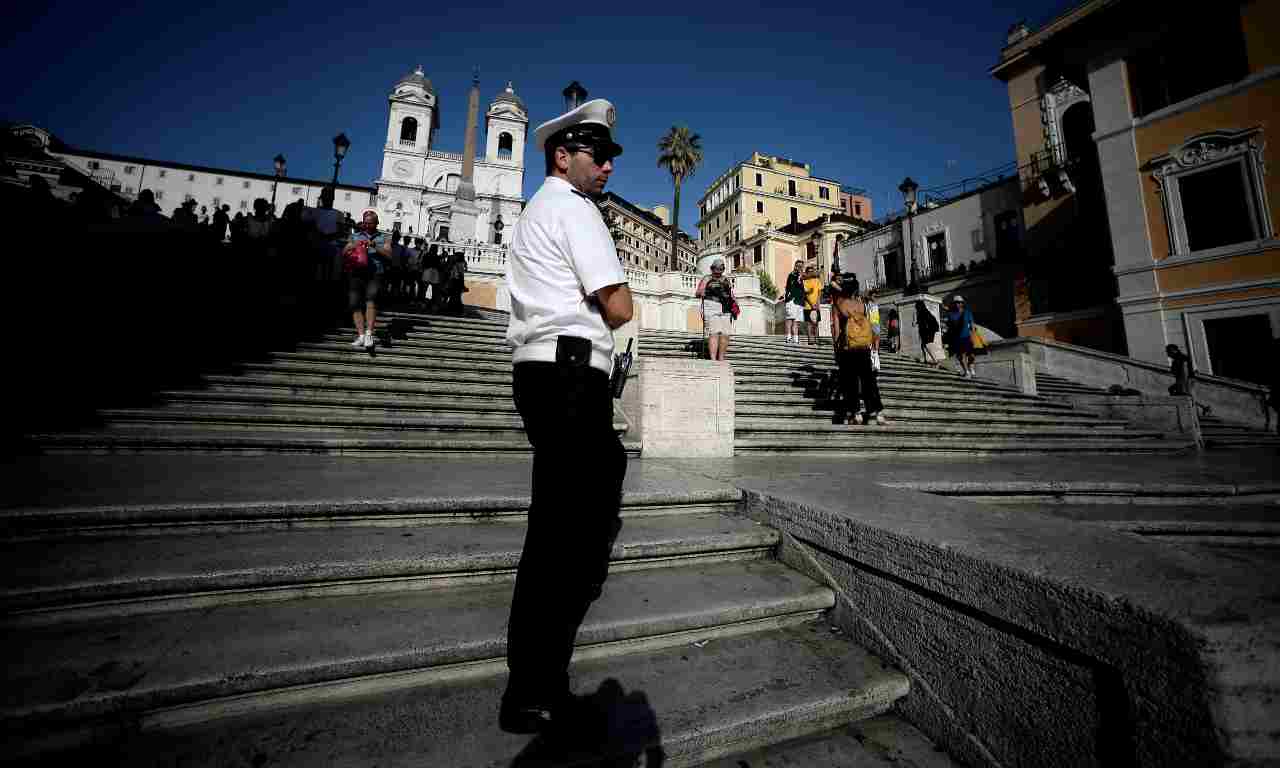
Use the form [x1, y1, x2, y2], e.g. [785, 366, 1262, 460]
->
[507, 176, 626, 375]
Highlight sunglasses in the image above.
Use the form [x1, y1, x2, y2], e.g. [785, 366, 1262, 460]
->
[571, 146, 618, 167]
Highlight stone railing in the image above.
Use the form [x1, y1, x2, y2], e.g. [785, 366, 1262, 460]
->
[988, 336, 1272, 430]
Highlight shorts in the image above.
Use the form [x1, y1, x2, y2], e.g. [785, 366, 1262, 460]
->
[785, 302, 804, 322]
[804, 308, 821, 324]
[703, 301, 732, 337]
[348, 274, 381, 311]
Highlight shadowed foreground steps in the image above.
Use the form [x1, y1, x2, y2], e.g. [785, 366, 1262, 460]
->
[7, 309, 1277, 766]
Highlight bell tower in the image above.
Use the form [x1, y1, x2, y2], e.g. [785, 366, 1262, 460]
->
[485, 81, 528, 169]
[380, 66, 438, 187]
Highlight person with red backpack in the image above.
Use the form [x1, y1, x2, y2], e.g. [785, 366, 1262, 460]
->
[830, 273, 887, 425]
[342, 211, 392, 350]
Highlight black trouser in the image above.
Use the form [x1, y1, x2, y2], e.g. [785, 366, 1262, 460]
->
[506, 360, 628, 703]
[836, 348, 883, 417]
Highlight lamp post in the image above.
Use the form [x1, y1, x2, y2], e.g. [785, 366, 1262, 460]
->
[271, 154, 286, 210]
[331, 133, 351, 186]
[898, 176, 920, 294]
[493, 213, 505, 245]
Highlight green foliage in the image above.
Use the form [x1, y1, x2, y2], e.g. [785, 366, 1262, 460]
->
[756, 268, 778, 300]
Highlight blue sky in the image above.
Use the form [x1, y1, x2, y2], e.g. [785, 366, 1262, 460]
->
[4, 0, 1066, 232]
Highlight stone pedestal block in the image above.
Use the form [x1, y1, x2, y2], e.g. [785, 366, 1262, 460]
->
[621, 357, 734, 457]
[972, 348, 1038, 395]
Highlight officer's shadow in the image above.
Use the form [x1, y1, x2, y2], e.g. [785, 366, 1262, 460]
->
[509, 678, 665, 767]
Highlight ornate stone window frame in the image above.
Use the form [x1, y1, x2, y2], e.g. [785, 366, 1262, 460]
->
[1150, 127, 1274, 257]
[921, 221, 953, 273]
[1040, 76, 1091, 165]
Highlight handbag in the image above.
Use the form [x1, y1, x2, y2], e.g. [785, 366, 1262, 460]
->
[972, 329, 986, 351]
[870, 349, 881, 372]
[729, 299, 741, 321]
[343, 240, 369, 273]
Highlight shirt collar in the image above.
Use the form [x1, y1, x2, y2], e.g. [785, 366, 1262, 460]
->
[546, 175, 595, 201]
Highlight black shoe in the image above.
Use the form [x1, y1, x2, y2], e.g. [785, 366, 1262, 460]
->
[500, 700, 556, 735]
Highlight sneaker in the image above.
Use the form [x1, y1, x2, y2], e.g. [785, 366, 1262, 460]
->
[363, 331, 376, 349]
[351, 333, 364, 347]
[850, 413, 865, 425]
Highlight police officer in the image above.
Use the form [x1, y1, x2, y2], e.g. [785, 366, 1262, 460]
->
[500, 97, 633, 733]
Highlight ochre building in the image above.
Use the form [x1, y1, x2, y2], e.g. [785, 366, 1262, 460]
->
[992, 0, 1278, 384]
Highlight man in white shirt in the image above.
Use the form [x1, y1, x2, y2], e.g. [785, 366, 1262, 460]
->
[500, 96, 633, 735]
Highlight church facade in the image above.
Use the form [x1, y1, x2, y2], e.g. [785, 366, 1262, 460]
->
[374, 67, 528, 244]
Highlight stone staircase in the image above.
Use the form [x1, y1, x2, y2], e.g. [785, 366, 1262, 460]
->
[5, 309, 956, 766]
[641, 330, 1197, 455]
[26, 312, 634, 457]
[1035, 371, 1280, 450]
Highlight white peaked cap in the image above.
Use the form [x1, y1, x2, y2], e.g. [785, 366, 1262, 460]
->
[532, 98, 622, 154]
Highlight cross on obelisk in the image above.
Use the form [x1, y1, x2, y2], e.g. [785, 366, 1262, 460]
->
[449, 67, 482, 243]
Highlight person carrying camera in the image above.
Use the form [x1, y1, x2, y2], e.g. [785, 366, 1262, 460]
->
[696, 258, 735, 361]
[501, 96, 632, 734]
[830, 273, 887, 425]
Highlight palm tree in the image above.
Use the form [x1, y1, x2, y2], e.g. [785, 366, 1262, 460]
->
[657, 126, 703, 272]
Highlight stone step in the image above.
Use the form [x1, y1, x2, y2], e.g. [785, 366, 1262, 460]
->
[736, 402, 1118, 425]
[60, 620, 907, 768]
[204, 371, 512, 399]
[159, 385, 521, 415]
[1204, 434, 1280, 448]
[0, 486, 742, 538]
[2, 559, 831, 740]
[29, 426, 641, 457]
[735, 383, 1050, 405]
[702, 716, 961, 768]
[238, 359, 509, 385]
[734, 437, 1192, 455]
[379, 310, 509, 332]
[313, 332, 510, 355]
[96, 404, 628, 437]
[268, 350, 512, 376]
[736, 418, 1140, 438]
[1, 512, 774, 618]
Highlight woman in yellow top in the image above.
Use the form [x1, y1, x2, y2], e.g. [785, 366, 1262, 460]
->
[829, 273, 887, 425]
[801, 266, 823, 345]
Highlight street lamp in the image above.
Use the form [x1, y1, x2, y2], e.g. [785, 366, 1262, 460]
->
[898, 176, 921, 294]
[331, 133, 351, 186]
[271, 153, 286, 209]
[493, 213, 505, 245]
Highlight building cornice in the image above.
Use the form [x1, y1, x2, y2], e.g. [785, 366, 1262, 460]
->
[50, 148, 375, 192]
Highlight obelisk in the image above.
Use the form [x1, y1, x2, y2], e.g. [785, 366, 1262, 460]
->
[449, 68, 482, 243]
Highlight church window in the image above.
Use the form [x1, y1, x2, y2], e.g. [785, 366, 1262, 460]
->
[243, 181, 251, 189]
[498, 133, 513, 160]
[400, 117, 418, 145]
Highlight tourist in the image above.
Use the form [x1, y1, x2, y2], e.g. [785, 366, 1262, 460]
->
[342, 210, 391, 350]
[198, 205, 210, 227]
[303, 187, 342, 281]
[422, 241, 442, 311]
[945, 295, 977, 378]
[173, 199, 198, 226]
[886, 306, 900, 352]
[127, 188, 162, 218]
[211, 204, 230, 241]
[696, 258, 735, 361]
[783, 260, 805, 344]
[802, 265, 823, 345]
[830, 273, 886, 425]
[501, 95, 631, 735]
[916, 299, 942, 367]
[406, 237, 424, 304]
[230, 211, 247, 245]
[442, 246, 468, 315]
